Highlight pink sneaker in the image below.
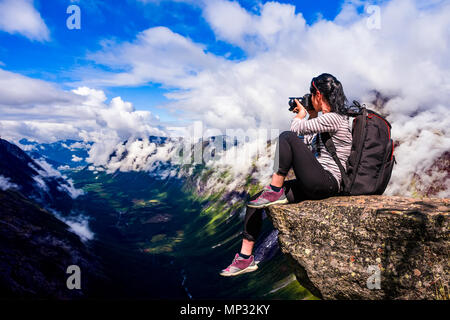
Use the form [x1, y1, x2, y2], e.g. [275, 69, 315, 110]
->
[247, 185, 288, 208]
[220, 253, 258, 277]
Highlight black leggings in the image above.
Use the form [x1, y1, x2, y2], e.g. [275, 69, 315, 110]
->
[243, 131, 339, 242]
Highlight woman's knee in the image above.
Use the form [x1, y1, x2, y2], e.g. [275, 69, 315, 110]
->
[279, 130, 297, 141]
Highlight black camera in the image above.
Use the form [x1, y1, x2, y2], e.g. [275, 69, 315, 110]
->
[288, 94, 313, 112]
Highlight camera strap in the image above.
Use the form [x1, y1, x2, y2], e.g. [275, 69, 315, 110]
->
[320, 132, 349, 191]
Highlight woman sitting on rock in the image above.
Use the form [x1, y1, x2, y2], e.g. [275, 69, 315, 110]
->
[220, 73, 353, 277]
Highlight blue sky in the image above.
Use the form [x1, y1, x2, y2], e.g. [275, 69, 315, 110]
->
[0, 0, 350, 121]
[1, 0, 448, 200]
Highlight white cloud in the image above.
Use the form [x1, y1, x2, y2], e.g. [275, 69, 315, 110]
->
[0, 175, 19, 191]
[83, 26, 227, 88]
[32, 158, 62, 178]
[101, 137, 178, 173]
[64, 217, 94, 242]
[57, 181, 84, 199]
[71, 87, 166, 165]
[31, 158, 85, 199]
[32, 174, 48, 193]
[63, 219, 94, 242]
[71, 154, 83, 162]
[0, 0, 50, 41]
[203, 0, 253, 45]
[0, 120, 82, 143]
[80, 0, 450, 197]
[0, 69, 78, 106]
[0, 0, 449, 198]
[68, 141, 90, 150]
[48, 208, 94, 242]
[203, 0, 307, 53]
[0, 71, 165, 158]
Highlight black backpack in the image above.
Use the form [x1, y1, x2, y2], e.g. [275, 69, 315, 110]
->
[321, 101, 397, 196]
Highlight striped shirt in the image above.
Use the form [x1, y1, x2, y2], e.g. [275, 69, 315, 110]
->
[290, 112, 353, 190]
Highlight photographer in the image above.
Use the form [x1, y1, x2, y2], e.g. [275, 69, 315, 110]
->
[220, 73, 353, 277]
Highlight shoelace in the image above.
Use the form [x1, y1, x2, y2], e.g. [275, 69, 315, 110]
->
[233, 254, 248, 265]
[225, 257, 238, 270]
[252, 186, 273, 202]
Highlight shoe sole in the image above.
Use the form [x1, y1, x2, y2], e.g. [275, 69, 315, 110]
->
[247, 198, 288, 209]
[219, 265, 258, 277]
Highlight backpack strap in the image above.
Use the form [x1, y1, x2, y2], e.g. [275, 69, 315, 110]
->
[320, 132, 350, 193]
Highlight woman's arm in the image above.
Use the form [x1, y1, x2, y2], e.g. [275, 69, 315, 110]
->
[290, 112, 342, 135]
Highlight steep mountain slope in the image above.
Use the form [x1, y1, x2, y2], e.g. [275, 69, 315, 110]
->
[0, 189, 107, 299]
[0, 139, 186, 299]
[0, 139, 105, 298]
[68, 164, 313, 299]
[1, 137, 313, 299]
[0, 138, 80, 215]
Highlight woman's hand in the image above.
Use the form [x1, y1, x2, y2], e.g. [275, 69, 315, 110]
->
[293, 99, 307, 119]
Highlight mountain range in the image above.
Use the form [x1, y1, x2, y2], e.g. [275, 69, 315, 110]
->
[0, 137, 311, 299]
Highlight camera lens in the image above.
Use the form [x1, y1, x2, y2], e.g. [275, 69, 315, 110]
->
[302, 94, 312, 110]
[288, 99, 296, 111]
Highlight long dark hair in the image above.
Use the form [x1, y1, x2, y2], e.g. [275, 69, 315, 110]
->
[310, 73, 349, 115]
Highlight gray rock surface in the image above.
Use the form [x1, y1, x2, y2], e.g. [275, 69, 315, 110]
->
[266, 195, 449, 299]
